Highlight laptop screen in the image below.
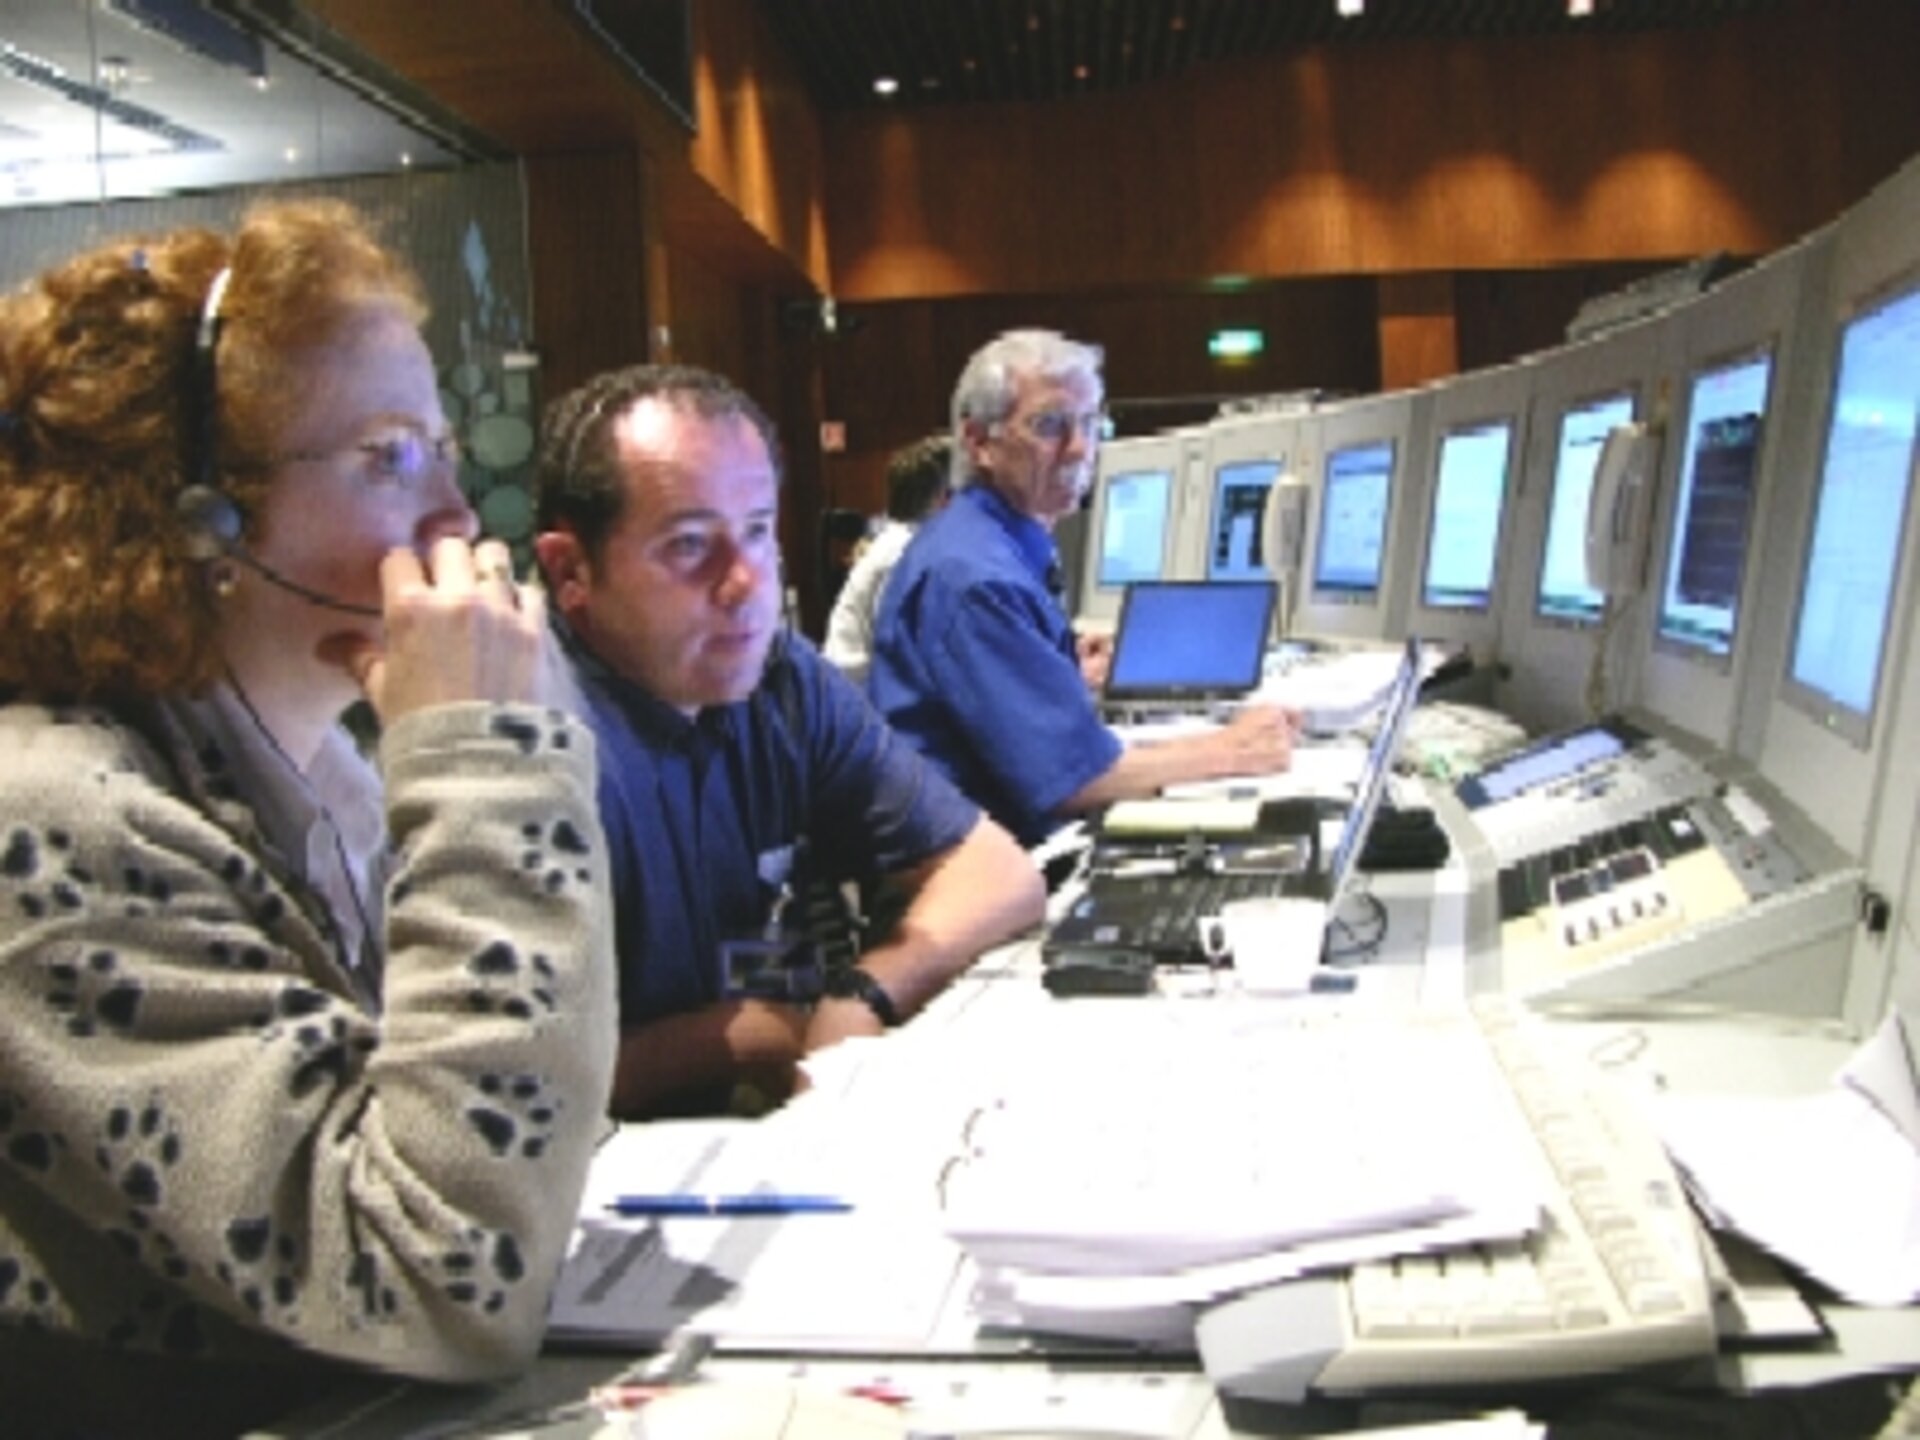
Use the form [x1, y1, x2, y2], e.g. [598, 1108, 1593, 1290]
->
[1104, 581, 1278, 704]
[1321, 637, 1423, 906]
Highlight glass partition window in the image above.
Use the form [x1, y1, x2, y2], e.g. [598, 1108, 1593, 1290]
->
[1421, 419, 1514, 611]
[1095, 469, 1174, 587]
[1785, 283, 1920, 741]
[1656, 354, 1773, 658]
[1207, 460, 1283, 581]
[1536, 392, 1635, 621]
[1312, 441, 1396, 595]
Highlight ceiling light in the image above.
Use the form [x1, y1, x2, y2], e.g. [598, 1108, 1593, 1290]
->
[1568, 0, 1594, 13]
[873, 76, 899, 96]
[1338, 0, 1364, 15]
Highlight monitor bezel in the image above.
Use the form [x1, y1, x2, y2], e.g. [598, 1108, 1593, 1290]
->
[1418, 411, 1518, 615]
[1650, 340, 1780, 674]
[1532, 385, 1640, 628]
[1778, 270, 1920, 750]
[1310, 436, 1399, 601]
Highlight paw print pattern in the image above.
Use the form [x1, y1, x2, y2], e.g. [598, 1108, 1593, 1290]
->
[92, 1100, 183, 1218]
[465, 1071, 561, 1160]
[102, 1289, 211, 1355]
[215, 1216, 306, 1323]
[247, 985, 374, 1098]
[437, 1224, 529, 1314]
[0, 1090, 68, 1180]
[41, 949, 145, 1040]
[4, 825, 93, 921]
[488, 710, 578, 756]
[518, 818, 595, 897]
[0, 1252, 62, 1330]
[463, 941, 560, 1022]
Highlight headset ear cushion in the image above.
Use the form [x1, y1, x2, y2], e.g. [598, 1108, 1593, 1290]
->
[174, 485, 242, 562]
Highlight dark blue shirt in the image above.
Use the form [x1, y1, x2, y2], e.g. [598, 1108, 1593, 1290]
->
[567, 630, 979, 1028]
[870, 485, 1123, 846]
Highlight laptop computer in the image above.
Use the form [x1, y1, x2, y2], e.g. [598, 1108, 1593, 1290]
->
[1043, 636, 1424, 984]
[1102, 580, 1278, 711]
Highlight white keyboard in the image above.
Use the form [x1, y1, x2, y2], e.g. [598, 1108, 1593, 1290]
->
[1197, 999, 1715, 1401]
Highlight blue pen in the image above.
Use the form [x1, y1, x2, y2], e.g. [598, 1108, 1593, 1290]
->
[606, 1193, 852, 1217]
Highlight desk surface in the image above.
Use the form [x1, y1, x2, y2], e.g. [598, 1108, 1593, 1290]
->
[259, 974, 1919, 1439]
[257, 761, 1919, 1438]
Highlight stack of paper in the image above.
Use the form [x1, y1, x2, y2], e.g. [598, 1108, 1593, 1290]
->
[935, 1005, 1547, 1344]
[1655, 1011, 1920, 1307]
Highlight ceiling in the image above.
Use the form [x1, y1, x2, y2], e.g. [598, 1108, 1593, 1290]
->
[753, 0, 1795, 112]
[0, 1, 1805, 213]
[0, 0, 489, 209]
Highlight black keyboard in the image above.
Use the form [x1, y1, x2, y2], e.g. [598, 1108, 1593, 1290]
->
[1044, 867, 1299, 966]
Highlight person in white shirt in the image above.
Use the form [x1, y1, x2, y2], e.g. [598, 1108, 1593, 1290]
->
[823, 434, 951, 685]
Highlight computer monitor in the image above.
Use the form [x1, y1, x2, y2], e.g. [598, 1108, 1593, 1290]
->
[1095, 468, 1175, 588]
[1312, 440, 1396, 597]
[1655, 352, 1774, 659]
[1782, 280, 1920, 745]
[1421, 419, 1514, 611]
[1207, 460, 1283, 582]
[1536, 391, 1636, 622]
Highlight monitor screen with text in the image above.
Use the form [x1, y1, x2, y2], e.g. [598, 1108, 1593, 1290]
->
[1786, 283, 1920, 736]
[1095, 469, 1174, 588]
[1656, 355, 1773, 657]
[1313, 441, 1396, 595]
[1422, 419, 1514, 611]
[1208, 460, 1283, 582]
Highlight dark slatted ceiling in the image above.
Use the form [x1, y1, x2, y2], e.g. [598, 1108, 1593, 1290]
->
[754, 0, 1796, 112]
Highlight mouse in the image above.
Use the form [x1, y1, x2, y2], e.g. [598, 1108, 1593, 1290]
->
[628, 1381, 908, 1440]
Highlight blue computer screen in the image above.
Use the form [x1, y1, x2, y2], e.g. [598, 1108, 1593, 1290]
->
[1422, 420, 1513, 610]
[1788, 283, 1920, 727]
[1537, 392, 1635, 621]
[1207, 460, 1282, 581]
[1095, 469, 1173, 587]
[1313, 441, 1395, 594]
[1656, 355, 1773, 657]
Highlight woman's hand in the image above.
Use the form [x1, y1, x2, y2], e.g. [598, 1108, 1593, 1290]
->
[339, 537, 549, 723]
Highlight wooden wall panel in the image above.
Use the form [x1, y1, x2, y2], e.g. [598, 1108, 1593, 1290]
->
[523, 150, 651, 401]
[1377, 273, 1460, 393]
[814, 279, 1382, 518]
[824, 0, 1920, 302]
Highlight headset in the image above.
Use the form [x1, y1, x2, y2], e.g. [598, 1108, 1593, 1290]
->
[174, 266, 381, 619]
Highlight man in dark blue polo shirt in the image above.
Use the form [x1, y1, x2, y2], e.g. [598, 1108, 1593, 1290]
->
[869, 329, 1298, 848]
[533, 365, 1044, 1118]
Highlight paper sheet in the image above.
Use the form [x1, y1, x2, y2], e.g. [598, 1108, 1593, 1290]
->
[1656, 1013, 1920, 1307]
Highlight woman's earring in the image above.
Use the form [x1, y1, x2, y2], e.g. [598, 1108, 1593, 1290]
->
[211, 560, 239, 598]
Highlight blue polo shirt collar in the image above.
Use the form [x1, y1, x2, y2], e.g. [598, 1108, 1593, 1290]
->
[962, 483, 1058, 589]
[553, 613, 736, 750]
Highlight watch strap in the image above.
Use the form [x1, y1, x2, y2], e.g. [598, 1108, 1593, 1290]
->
[828, 966, 901, 1027]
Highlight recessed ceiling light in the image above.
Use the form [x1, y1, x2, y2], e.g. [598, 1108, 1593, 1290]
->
[873, 75, 899, 96]
[1337, 0, 1364, 16]
[1568, 0, 1595, 13]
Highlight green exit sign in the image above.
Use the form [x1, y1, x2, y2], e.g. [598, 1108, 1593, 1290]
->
[1208, 328, 1265, 360]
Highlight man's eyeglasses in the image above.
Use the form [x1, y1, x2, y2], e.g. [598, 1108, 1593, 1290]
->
[277, 431, 461, 486]
[1013, 409, 1112, 446]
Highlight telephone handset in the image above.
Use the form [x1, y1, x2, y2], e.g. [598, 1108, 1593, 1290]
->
[1261, 474, 1311, 578]
[1585, 422, 1661, 597]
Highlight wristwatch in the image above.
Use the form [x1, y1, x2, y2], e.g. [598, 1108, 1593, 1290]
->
[822, 966, 901, 1027]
